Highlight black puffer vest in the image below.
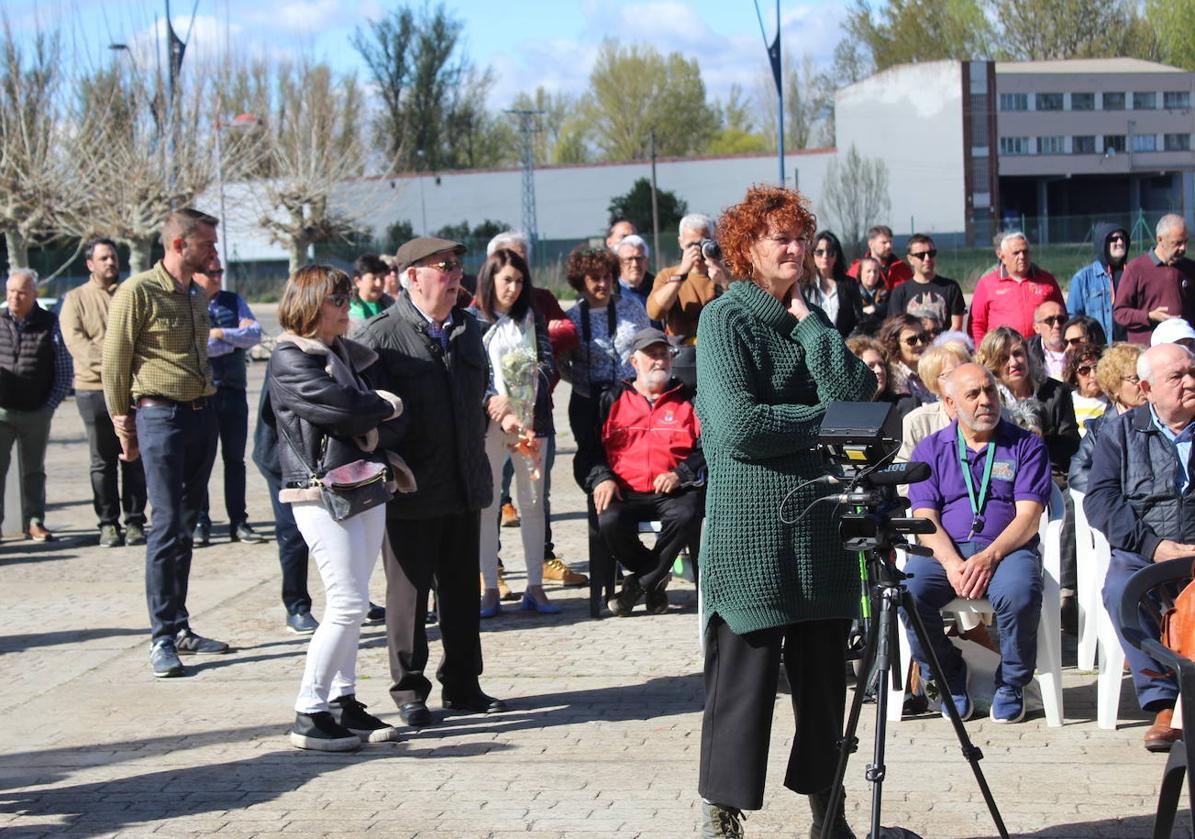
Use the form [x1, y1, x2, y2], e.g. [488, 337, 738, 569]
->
[0, 305, 56, 411]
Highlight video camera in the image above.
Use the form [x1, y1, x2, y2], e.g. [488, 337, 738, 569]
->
[817, 401, 936, 553]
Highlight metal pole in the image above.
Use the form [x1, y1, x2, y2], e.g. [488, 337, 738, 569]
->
[215, 115, 231, 291]
[650, 131, 661, 269]
[776, 0, 785, 186]
[166, 0, 177, 203]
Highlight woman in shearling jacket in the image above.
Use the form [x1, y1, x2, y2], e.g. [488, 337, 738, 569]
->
[268, 265, 410, 753]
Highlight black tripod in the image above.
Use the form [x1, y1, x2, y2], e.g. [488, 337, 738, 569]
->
[820, 540, 1010, 839]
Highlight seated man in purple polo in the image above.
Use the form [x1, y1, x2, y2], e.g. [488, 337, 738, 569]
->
[904, 362, 1052, 723]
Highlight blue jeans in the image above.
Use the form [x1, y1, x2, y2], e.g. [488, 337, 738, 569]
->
[901, 541, 1043, 690]
[137, 401, 218, 644]
[199, 386, 249, 529]
[1103, 548, 1179, 711]
[264, 472, 311, 615]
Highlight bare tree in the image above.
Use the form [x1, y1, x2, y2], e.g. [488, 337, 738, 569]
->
[754, 51, 834, 152]
[820, 144, 890, 252]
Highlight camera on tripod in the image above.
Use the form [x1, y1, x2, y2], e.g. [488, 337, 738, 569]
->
[817, 401, 936, 554]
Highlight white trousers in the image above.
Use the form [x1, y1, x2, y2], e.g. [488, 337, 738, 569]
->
[291, 501, 386, 714]
[478, 423, 545, 588]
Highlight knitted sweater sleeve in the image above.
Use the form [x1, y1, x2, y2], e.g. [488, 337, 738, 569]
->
[697, 304, 876, 461]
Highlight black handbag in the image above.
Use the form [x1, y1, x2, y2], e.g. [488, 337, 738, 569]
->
[278, 422, 392, 522]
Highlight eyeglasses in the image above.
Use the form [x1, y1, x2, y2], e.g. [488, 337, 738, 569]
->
[1038, 315, 1066, 327]
[903, 333, 930, 347]
[326, 293, 350, 308]
[813, 248, 836, 257]
[425, 258, 463, 273]
[1123, 374, 1141, 385]
[908, 249, 938, 259]
[1076, 365, 1095, 376]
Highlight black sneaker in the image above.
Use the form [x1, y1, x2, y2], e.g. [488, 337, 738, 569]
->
[99, 525, 122, 548]
[286, 608, 319, 635]
[289, 711, 362, 752]
[231, 522, 266, 544]
[330, 694, 400, 743]
[607, 575, 643, 617]
[175, 629, 230, 655]
[365, 602, 385, 625]
[125, 524, 146, 546]
[645, 577, 670, 614]
[150, 640, 184, 678]
[192, 522, 210, 548]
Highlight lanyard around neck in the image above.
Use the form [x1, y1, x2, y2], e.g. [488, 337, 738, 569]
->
[957, 424, 995, 518]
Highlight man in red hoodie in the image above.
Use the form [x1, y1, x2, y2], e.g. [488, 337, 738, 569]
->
[847, 224, 913, 290]
[969, 232, 1064, 345]
[576, 327, 704, 617]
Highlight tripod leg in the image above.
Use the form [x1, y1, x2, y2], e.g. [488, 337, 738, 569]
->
[900, 589, 1010, 839]
[865, 588, 899, 839]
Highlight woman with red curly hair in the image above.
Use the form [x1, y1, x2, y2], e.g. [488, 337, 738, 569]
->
[693, 185, 875, 837]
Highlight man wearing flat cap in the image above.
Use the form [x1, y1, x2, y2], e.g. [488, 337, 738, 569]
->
[575, 327, 705, 616]
[357, 237, 505, 726]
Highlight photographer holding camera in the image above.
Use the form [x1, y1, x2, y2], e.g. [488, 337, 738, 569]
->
[694, 186, 876, 838]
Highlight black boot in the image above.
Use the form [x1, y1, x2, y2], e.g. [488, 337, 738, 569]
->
[809, 787, 855, 839]
[607, 574, 643, 617]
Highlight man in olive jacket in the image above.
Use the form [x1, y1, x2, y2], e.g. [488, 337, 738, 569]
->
[357, 236, 505, 727]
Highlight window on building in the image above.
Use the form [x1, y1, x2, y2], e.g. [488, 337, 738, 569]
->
[1071, 92, 1095, 110]
[1036, 93, 1064, 111]
[1104, 134, 1126, 153]
[1102, 92, 1126, 110]
[1037, 136, 1066, 154]
[1133, 91, 1157, 110]
[999, 93, 1028, 111]
[1132, 133, 1158, 152]
[1165, 91, 1191, 110]
[1000, 136, 1031, 155]
[1072, 135, 1096, 154]
[1165, 133, 1191, 151]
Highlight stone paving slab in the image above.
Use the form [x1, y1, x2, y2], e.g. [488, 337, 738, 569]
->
[0, 333, 1191, 838]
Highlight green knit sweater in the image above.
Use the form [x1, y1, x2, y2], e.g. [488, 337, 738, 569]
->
[695, 280, 877, 635]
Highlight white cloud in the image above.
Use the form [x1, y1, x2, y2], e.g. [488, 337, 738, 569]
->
[245, 0, 347, 34]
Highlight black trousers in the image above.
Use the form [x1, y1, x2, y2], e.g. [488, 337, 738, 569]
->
[383, 509, 484, 706]
[596, 487, 702, 589]
[699, 615, 849, 811]
[199, 386, 250, 530]
[262, 472, 311, 615]
[76, 390, 147, 529]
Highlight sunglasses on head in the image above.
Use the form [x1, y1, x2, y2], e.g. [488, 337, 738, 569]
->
[326, 293, 350, 308]
[908, 249, 938, 259]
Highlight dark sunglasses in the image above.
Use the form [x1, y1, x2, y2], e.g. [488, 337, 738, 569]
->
[813, 248, 837, 257]
[1108, 235, 1128, 243]
[908, 249, 938, 259]
[326, 293, 350, 308]
[1076, 365, 1095, 376]
[903, 333, 930, 347]
[1039, 315, 1066, 327]
[426, 258, 463, 273]
[1065, 335, 1086, 346]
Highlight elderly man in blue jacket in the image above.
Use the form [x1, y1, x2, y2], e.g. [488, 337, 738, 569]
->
[1068, 223, 1130, 342]
[1086, 342, 1195, 752]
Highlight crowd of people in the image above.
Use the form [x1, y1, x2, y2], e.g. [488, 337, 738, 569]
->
[5, 193, 1195, 838]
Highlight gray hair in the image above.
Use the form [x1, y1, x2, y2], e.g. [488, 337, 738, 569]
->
[486, 230, 532, 261]
[1138, 343, 1195, 384]
[616, 233, 650, 259]
[7, 267, 38, 286]
[999, 231, 1028, 254]
[679, 213, 714, 239]
[1157, 213, 1187, 238]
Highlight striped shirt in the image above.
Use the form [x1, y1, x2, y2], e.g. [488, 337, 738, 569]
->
[102, 261, 215, 415]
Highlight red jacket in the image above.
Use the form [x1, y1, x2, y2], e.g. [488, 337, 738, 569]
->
[968, 265, 1064, 345]
[847, 255, 913, 290]
[577, 379, 704, 494]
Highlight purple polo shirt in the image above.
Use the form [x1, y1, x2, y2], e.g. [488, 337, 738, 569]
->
[907, 418, 1051, 547]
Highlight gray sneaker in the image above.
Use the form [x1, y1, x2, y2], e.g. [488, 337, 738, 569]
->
[175, 629, 230, 655]
[701, 801, 745, 838]
[150, 640, 184, 678]
[125, 524, 146, 546]
[99, 525, 122, 548]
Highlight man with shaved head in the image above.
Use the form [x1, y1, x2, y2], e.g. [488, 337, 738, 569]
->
[902, 363, 1052, 724]
[1086, 342, 1195, 751]
[1114, 214, 1195, 345]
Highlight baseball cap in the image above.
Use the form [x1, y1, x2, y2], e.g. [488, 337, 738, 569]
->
[395, 236, 466, 272]
[1151, 318, 1195, 347]
[630, 327, 670, 353]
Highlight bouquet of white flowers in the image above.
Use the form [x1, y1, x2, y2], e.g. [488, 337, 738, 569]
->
[498, 340, 542, 482]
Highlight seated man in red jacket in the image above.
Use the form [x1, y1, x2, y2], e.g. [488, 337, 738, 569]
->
[577, 327, 705, 617]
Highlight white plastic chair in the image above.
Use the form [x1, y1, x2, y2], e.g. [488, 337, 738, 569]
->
[1072, 488, 1100, 671]
[887, 483, 1065, 727]
[1093, 526, 1129, 729]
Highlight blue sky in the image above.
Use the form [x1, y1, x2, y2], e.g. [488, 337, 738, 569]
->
[6, 0, 848, 107]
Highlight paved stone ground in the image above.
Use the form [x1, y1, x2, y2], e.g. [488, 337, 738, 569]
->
[0, 307, 1189, 838]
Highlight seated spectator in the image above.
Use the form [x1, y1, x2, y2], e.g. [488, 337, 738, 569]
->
[1063, 314, 1107, 352]
[855, 256, 889, 334]
[969, 232, 1063, 345]
[804, 230, 863, 338]
[878, 314, 933, 409]
[1028, 300, 1069, 381]
[348, 254, 395, 334]
[897, 340, 973, 462]
[1068, 342, 1144, 494]
[904, 363, 1051, 723]
[1151, 317, 1195, 351]
[1065, 343, 1109, 436]
[1085, 342, 1195, 752]
[846, 336, 888, 400]
[576, 328, 704, 617]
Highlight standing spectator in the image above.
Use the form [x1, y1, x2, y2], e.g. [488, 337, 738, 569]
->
[59, 238, 147, 548]
[968, 232, 1063, 345]
[1068, 223, 1130, 342]
[855, 256, 889, 334]
[357, 236, 507, 727]
[1064, 343, 1109, 436]
[348, 253, 395, 334]
[1062, 315, 1107, 352]
[1114, 214, 1195, 345]
[102, 208, 225, 678]
[694, 184, 874, 838]
[885, 234, 965, 331]
[192, 263, 265, 546]
[380, 255, 400, 300]
[561, 245, 650, 487]
[1028, 300, 1069, 381]
[846, 224, 913, 290]
[468, 249, 559, 617]
[269, 265, 408, 751]
[803, 230, 863, 338]
[606, 218, 636, 250]
[647, 214, 726, 345]
[0, 268, 71, 542]
[614, 234, 655, 313]
[1086, 343, 1195, 752]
